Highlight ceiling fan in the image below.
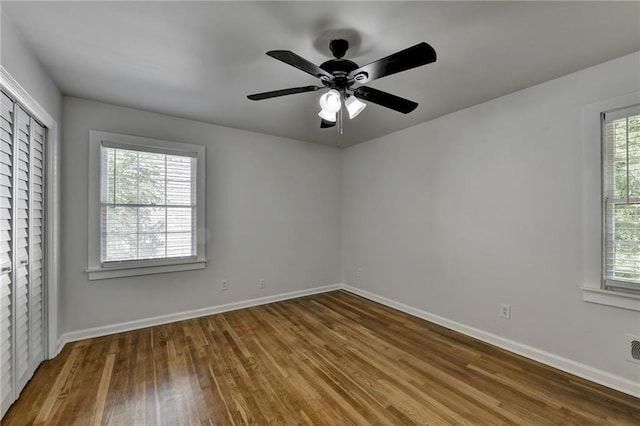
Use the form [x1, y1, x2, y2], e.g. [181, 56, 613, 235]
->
[247, 39, 437, 129]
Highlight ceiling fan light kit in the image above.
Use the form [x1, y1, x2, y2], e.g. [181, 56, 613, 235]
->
[319, 89, 342, 114]
[318, 109, 337, 123]
[345, 95, 366, 119]
[247, 38, 437, 132]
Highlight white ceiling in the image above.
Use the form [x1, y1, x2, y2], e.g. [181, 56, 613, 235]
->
[3, 1, 639, 147]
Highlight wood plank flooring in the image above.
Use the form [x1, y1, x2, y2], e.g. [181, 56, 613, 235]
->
[3, 290, 639, 425]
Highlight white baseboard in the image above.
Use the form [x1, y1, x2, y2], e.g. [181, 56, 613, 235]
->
[56, 284, 341, 354]
[342, 284, 640, 399]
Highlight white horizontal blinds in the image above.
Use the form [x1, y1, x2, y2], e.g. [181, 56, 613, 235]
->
[29, 120, 44, 365]
[604, 105, 640, 289]
[14, 106, 30, 381]
[101, 144, 196, 263]
[0, 92, 15, 410]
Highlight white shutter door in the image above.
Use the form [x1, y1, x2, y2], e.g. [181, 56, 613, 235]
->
[0, 92, 15, 416]
[0, 90, 47, 418]
[14, 106, 31, 389]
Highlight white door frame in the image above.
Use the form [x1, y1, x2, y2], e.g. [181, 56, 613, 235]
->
[1, 66, 59, 359]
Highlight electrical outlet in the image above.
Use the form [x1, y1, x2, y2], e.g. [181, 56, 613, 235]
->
[500, 304, 511, 319]
[259, 279, 266, 289]
[356, 267, 363, 282]
[221, 279, 228, 291]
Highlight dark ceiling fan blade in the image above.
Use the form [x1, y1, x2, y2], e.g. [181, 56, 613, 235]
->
[266, 51, 334, 81]
[247, 85, 322, 101]
[353, 86, 418, 114]
[348, 42, 436, 84]
[320, 119, 336, 129]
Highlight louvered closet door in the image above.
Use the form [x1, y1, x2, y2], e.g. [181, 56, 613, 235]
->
[0, 92, 15, 417]
[0, 91, 46, 418]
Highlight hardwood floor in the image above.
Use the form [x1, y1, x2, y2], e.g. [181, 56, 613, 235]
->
[3, 290, 639, 425]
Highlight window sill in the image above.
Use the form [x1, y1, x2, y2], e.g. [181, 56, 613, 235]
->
[581, 286, 640, 311]
[87, 258, 207, 280]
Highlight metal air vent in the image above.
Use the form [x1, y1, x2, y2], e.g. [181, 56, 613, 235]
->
[625, 334, 640, 364]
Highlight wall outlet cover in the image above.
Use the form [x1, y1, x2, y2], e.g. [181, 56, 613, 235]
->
[500, 304, 511, 319]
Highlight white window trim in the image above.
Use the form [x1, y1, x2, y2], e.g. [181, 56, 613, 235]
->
[582, 91, 640, 311]
[88, 130, 206, 280]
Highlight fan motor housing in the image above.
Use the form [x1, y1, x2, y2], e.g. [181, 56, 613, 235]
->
[319, 59, 359, 88]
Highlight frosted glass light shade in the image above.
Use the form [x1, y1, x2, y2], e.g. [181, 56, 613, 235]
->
[318, 109, 337, 122]
[319, 89, 342, 113]
[345, 96, 366, 119]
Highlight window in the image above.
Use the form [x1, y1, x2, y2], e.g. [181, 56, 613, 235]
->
[88, 131, 206, 280]
[603, 105, 640, 293]
[581, 93, 640, 311]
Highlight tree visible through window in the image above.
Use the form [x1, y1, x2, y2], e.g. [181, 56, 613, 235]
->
[101, 146, 196, 263]
[603, 106, 640, 291]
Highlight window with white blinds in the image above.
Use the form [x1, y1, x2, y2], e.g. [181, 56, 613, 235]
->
[88, 131, 206, 280]
[101, 144, 196, 263]
[603, 104, 640, 293]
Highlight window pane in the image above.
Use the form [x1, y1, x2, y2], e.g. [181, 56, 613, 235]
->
[614, 160, 628, 199]
[105, 206, 137, 235]
[611, 203, 640, 283]
[138, 233, 166, 259]
[167, 207, 192, 232]
[103, 206, 136, 261]
[166, 232, 193, 258]
[104, 232, 137, 262]
[166, 155, 192, 205]
[138, 207, 165, 233]
[114, 149, 139, 204]
[104, 147, 115, 204]
[607, 114, 640, 199]
[629, 116, 640, 198]
[137, 152, 165, 204]
[610, 121, 626, 199]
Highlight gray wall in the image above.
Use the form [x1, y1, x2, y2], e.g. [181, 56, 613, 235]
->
[61, 97, 342, 334]
[1, 10, 61, 121]
[342, 52, 640, 382]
